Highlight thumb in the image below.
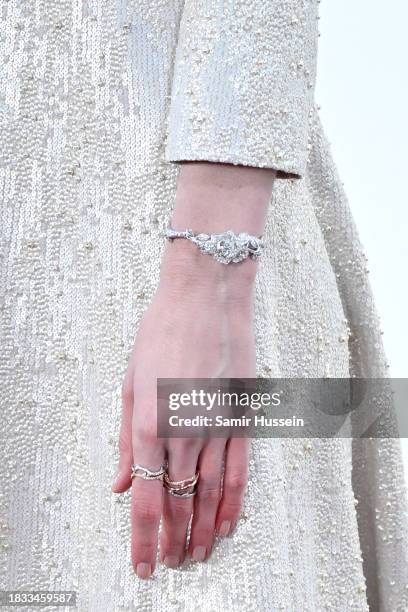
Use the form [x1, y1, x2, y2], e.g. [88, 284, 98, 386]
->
[112, 376, 134, 493]
[111, 464, 132, 493]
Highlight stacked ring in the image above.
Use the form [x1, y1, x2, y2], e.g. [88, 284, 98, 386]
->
[163, 471, 199, 498]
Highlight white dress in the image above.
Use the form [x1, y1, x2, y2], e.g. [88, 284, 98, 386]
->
[0, 1, 407, 611]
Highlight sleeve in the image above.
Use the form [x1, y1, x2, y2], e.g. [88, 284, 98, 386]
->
[164, 0, 320, 179]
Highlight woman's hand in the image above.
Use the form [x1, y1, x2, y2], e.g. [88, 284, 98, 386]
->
[112, 240, 256, 578]
[112, 161, 276, 578]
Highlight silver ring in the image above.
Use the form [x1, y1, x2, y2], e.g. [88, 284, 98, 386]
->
[163, 471, 199, 498]
[131, 463, 167, 481]
[167, 488, 197, 498]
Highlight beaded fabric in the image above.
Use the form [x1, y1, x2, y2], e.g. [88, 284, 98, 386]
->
[0, 1, 407, 611]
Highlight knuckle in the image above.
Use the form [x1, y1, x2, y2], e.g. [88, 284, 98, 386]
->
[180, 438, 201, 453]
[135, 423, 158, 447]
[198, 485, 220, 502]
[133, 497, 161, 525]
[223, 499, 241, 513]
[166, 500, 192, 522]
[225, 472, 247, 492]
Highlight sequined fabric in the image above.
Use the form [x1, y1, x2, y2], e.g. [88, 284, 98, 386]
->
[0, 1, 407, 611]
[165, 0, 318, 176]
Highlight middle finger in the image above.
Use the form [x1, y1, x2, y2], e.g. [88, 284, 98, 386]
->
[160, 442, 200, 568]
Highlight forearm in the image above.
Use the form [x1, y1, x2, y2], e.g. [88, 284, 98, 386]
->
[171, 161, 275, 234]
[159, 161, 276, 299]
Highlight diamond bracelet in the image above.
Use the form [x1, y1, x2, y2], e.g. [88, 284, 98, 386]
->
[163, 226, 264, 265]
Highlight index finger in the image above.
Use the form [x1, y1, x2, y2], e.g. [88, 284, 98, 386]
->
[131, 452, 165, 579]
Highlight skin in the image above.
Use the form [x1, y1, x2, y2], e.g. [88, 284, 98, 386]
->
[111, 161, 276, 578]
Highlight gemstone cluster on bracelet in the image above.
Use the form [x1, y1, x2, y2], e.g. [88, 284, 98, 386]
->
[164, 226, 264, 265]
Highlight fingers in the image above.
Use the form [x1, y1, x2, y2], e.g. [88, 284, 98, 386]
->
[215, 437, 250, 537]
[160, 440, 200, 568]
[128, 429, 249, 577]
[160, 437, 248, 569]
[111, 367, 134, 493]
[131, 448, 166, 579]
[187, 439, 226, 561]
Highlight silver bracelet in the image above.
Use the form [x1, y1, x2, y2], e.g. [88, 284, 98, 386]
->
[164, 226, 264, 265]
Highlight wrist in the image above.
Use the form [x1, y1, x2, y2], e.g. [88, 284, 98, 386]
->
[158, 239, 258, 305]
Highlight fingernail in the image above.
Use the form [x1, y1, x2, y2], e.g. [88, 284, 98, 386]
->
[163, 555, 179, 568]
[218, 520, 231, 537]
[136, 563, 151, 579]
[192, 546, 206, 562]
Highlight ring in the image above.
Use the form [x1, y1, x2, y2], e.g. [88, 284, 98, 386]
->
[163, 471, 199, 498]
[131, 463, 167, 481]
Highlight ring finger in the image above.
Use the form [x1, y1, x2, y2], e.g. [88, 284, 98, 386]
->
[187, 438, 226, 561]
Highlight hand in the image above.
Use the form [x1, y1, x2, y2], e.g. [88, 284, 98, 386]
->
[111, 246, 256, 578]
[112, 160, 275, 578]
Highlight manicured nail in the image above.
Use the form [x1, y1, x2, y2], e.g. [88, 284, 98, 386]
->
[136, 563, 151, 578]
[163, 555, 179, 568]
[218, 520, 231, 537]
[192, 546, 206, 562]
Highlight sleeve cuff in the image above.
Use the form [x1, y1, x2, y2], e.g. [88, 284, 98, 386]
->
[164, 0, 319, 179]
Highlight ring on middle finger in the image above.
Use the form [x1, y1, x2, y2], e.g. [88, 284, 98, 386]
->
[163, 471, 199, 498]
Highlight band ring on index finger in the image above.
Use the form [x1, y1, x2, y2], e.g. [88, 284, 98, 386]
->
[131, 462, 167, 481]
